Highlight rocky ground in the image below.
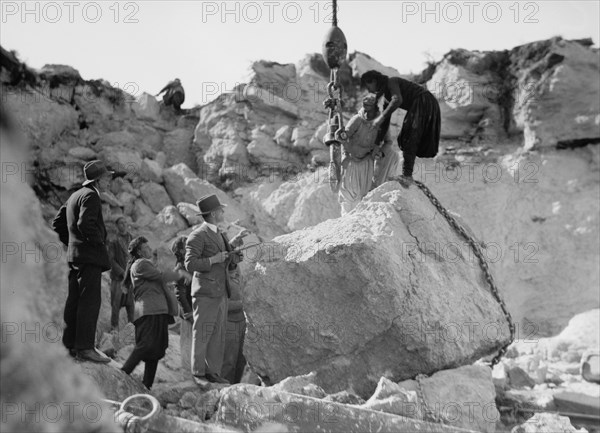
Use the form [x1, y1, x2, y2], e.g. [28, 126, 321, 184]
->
[1, 36, 598, 432]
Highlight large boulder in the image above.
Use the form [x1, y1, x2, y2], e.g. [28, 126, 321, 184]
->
[396, 365, 498, 433]
[99, 145, 143, 175]
[237, 170, 341, 234]
[362, 377, 422, 419]
[139, 182, 173, 213]
[426, 49, 507, 141]
[140, 158, 163, 183]
[145, 206, 188, 241]
[162, 128, 195, 168]
[348, 51, 402, 79]
[510, 413, 588, 433]
[79, 361, 149, 401]
[243, 182, 511, 397]
[132, 92, 160, 121]
[163, 163, 249, 225]
[214, 384, 477, 433]
[247, 127, 302, 165]
[2, 87, 79, 150]
[510, 37, 600, 150]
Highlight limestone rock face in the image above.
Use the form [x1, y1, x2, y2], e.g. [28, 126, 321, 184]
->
[510, 37, 600, 150]
[362, 377, 422, 419]
[215, 384, 477, 433]
[237, 171, 341, 236]
[247, 127, 302, 165]
[396, 365, 498, 433]
[3, 87, 79, 150]
[422, 147, 600, 336]
[427, 49, 507, 141]
[146, 205, 188, 241]
[510, 413, 588, 433]
[349, 51, 402, 79]
[1, 121, 118, 433]
[163, 163, 249, 226]
[140, 158, 163, 183]
[79, 361, 149, 401]
[177, 202, 203, 226]
[162, 128, 196, 168]
[132, 92, 160, 121]
[243, 182, 511, 397]
[139, 181, 173, 213]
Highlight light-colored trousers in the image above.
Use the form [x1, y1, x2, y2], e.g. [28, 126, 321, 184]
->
[191, 295, 228, 377]
[180, 318, 193, 376]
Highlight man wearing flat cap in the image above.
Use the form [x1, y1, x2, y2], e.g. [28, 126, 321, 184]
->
[185, 194, 242, 386]
[52, 160, 114, 363]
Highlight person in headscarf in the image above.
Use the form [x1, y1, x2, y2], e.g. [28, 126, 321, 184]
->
[120, 236, 189, 389]
[338, 93, 398, 214]
[361, 70, 441, 182]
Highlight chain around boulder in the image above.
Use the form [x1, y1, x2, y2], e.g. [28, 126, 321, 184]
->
[413, 178, 516, 367]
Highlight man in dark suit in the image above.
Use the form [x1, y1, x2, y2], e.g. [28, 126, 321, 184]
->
[52, 160, 113, 363]
[185, 194, 241, 386]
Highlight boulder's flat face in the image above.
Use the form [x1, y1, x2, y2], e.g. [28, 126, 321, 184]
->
[214, 384, 478, 433]
[243, 181, 511, 397]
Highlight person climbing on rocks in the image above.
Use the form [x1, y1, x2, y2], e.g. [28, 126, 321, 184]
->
[361, 70, 441, 183]
[156, 78, 185, 113]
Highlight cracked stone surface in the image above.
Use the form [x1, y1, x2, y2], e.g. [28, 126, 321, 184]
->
[242, 181, 511, 398]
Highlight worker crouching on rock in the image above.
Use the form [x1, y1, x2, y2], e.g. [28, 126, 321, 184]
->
[361, 70, 441, 182]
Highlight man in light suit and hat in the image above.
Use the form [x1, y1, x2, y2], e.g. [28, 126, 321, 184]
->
[52, 160, 113, 363]
[185, 194, 242, 386]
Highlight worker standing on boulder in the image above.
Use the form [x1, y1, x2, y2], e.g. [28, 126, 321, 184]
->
[361, 70, 441, 181]
[156, 78, 185, 113]
[338, 94, 398, 214]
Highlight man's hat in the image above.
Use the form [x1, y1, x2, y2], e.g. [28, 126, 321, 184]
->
[82, 160, 114, 186]
[196, 194, 227, 215]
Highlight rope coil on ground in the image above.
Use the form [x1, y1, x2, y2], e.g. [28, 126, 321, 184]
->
[114, 394, 161, 433]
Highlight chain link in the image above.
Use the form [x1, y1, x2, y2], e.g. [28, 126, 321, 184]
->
[326, 67, 342, 193]
[413, 179, 515, 367]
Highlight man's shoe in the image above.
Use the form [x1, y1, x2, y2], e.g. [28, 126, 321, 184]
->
[76, 349, 110, 364]
[193, 375, 210, 387]
[205, 373, 230, 384]
[67, 348, 77, 358]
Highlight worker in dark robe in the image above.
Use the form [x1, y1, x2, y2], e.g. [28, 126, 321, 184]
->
[361, 70, 441, 182]
[156, 78, 185, 112]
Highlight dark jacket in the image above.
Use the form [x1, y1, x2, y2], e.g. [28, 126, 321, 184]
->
[184, 223, 241, 298]
[108, 233, 131, 281]
[52, 185, 110, 271]
[174, 260, 193, 316]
